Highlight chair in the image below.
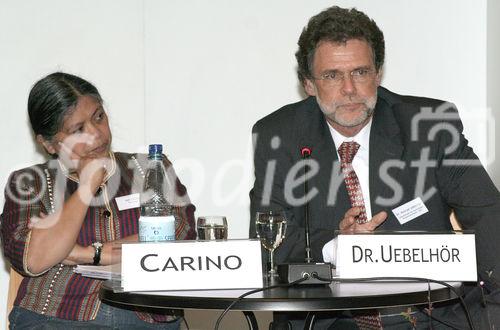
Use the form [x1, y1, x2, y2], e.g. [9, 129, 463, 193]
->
[450, 211, 462, 230]
[6, 267, 23, 329]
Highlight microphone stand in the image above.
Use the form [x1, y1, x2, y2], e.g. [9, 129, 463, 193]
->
[303, 150, 313, 264]
[277, 147, 332, 285]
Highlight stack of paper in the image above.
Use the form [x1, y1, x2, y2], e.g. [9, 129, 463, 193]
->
[74, 264, 121, 280]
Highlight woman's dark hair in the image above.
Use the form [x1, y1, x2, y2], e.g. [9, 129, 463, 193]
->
[295, 6, 385, 85]
[28, 72, 103, 140]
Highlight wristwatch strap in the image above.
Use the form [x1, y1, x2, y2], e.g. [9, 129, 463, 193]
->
[92, 242, 103, 266]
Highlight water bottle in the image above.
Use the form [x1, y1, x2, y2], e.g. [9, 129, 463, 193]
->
[138, 144, 176, 242]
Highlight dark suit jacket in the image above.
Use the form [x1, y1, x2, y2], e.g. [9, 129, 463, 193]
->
[250, 86, 500, 291]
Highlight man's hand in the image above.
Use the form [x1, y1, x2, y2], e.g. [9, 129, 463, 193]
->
[339, 207, 387, 232]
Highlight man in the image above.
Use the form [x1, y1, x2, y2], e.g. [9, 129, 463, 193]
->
[250, 6, 500, 329]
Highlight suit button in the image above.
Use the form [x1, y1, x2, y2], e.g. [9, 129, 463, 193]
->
[102, 210, 111, 218]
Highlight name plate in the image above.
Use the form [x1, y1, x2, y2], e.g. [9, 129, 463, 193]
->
[336, 233, 477, 281]
[121, 239, 263, 291]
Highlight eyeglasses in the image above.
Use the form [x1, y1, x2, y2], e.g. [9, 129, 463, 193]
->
[312, 68, 376, 86]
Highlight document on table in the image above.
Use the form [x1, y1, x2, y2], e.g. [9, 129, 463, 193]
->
[74, 264, 121, 280]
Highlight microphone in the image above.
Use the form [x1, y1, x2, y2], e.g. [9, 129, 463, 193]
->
[300, 147, 312, 158]
[277, 146, 332, 285]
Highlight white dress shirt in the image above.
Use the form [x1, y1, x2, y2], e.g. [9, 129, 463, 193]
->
[322, 119, 373, 264]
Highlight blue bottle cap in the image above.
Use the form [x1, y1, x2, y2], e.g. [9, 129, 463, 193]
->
[148, 144, 163, 156]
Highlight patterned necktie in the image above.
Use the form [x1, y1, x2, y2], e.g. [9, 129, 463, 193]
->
[338, 141, 382, 329]
[338, 141, 368, 224]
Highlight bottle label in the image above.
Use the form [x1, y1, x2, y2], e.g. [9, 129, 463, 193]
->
[139, 215, 176, 242]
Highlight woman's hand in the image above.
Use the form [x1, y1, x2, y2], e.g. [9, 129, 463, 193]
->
[75, 157, 111, 204]
[62, 234, 139, 266]
[62, 244, 93, 265]
[77, 157, 108, 187]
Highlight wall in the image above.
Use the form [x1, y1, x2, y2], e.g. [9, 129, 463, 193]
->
[0, 0, 146, 324]
[0, 0, 492, 327]
[488, 0, 500, 186]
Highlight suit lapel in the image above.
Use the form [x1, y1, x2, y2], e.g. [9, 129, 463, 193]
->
[369, 91, 404, 215]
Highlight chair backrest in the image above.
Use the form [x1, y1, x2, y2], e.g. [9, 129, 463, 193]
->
[6, 268, 23, 328]
[450, 211, 462, 230]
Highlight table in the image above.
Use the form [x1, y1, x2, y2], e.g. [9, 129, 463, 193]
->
[100, 279, 462, 328]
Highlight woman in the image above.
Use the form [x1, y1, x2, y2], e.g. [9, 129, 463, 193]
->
[1, 72, 196, 329]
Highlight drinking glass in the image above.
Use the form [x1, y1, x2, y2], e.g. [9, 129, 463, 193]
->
[197, 216, 228, 240]
[255, 211, 287, 277]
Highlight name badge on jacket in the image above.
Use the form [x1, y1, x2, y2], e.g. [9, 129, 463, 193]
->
[392, 197, 428, 224]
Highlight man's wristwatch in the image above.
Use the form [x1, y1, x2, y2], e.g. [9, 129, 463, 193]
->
[92, 242, 103, 266]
